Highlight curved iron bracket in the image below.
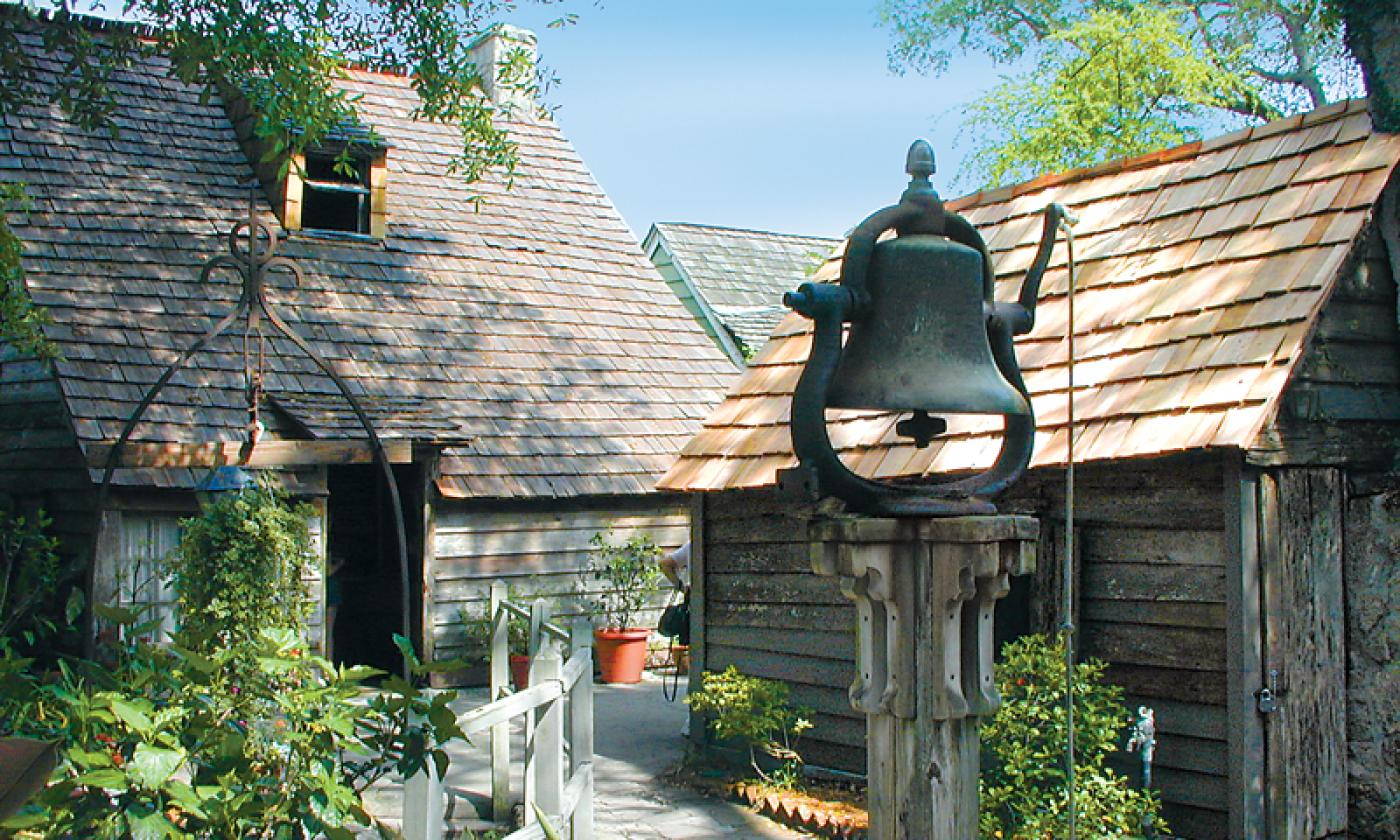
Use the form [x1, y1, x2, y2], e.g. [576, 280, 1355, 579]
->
[89, 189, 414, 677]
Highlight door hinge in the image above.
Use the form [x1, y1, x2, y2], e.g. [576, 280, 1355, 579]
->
[1255, 668, 1280, 714]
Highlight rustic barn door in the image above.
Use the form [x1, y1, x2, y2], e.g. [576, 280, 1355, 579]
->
[1257, 469, 1348, 839]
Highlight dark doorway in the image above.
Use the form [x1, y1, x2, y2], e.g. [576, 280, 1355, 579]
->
[326, 462, 423, 674]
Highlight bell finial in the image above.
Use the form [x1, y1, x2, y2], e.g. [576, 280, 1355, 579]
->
[898, 139, 943, 232]
[906, 139, 935, 183]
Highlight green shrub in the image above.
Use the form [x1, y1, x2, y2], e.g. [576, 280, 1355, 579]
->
[580, 530, 662, 631]
[0, 505, 81, 652]
[980, 635, 1166, 839]
[687, 665, 813, 788]
[167, 480, 316, 650]
[0, 482, 465, 838]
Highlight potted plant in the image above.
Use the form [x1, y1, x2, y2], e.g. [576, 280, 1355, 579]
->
[461, 604, 534, 690]
[581, 530, 663, 683]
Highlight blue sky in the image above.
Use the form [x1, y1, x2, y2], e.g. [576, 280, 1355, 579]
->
[506, 1, 1002, 239]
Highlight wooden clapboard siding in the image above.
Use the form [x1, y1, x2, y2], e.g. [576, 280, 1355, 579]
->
[1014, 455, 1230, 837]
[1252, 234, 1400, 468]
[698, 452, 1231, 837]
[428, 498, 688, 666]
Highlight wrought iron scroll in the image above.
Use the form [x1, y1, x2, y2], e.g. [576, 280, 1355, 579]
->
[91, 188, 413, 676]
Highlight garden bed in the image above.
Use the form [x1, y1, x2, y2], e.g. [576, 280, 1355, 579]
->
[666, 765, 869, 839]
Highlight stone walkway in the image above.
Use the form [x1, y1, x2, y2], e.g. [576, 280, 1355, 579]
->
[588, 676, 810, 839]
[367, 673, 811, 839]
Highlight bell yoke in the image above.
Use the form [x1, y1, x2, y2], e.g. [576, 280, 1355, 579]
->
[784, 140, 1071, 516]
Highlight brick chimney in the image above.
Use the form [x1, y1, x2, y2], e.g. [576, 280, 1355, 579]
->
[467, 24, 538, 115]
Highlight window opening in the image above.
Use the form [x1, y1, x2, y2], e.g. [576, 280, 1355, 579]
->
[301, 152, 371, 234]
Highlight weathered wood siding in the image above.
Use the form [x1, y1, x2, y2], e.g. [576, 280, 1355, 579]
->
[1253, 233, 1400, 468]
[698, 453, 1231, 837]
[428, 497, 689, 667]
[1343, 476, 1400, 839]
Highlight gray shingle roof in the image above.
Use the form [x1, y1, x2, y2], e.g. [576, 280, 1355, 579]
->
[650, 223, 840, 349]
[3, 23, 738, 500]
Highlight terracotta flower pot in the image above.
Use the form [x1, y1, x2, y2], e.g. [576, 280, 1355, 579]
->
[509, 654, 531, 690]
[593, 627, 651, 684]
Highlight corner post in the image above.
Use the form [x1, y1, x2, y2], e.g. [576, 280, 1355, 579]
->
[811, 515, 1037, 840]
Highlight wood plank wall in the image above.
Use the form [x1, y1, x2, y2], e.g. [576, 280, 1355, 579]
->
[697, 452, 1231, 837]
[1253, 233, 1400, 466]
[428, 498, 689, 667]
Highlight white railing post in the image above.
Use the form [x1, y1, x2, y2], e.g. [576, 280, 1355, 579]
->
[526, 648, 564, 828]
[401, 710, 445, 840]
[570, 617, 595, 840]
[530, 598, 549, 659]
[488, 580, 510, 823]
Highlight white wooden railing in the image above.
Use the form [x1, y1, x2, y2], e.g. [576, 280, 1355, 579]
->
[403, 581, 594, 840]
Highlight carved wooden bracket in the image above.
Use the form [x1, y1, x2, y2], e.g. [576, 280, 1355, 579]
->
[811, 516, 1037, 722]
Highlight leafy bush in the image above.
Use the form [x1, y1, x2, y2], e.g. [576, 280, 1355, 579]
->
[0, 481, 465, 838]
[980, 635, 1166, 839]
[687, 665, 813, 788]
[0, 505, 81, 650]
[580, 531, 662, 631]
[167, 480, 316, 649]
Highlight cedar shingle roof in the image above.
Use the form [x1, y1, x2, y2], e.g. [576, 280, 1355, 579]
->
[659, 101, 1400, 493]
[3, 24, 737, 499]
[647, 223, 840, 350]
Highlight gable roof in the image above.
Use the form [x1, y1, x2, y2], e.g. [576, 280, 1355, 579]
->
[659, 100, 1400, 493]
[2, 20, 737, 500]
[643, 222, 840, 359]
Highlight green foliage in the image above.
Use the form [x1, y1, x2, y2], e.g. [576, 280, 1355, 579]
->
[0, 182, 57, 360]
[167, 479, 315, 650]
[0, 605, 464, 838]
[879, 0, 1362, 187]
[460, 599, 531, 664]
[581, 530, 663, 631]
[0, 504, 80, 651]
[686, 665, 813, 788]
[979, 635, 1166, 839]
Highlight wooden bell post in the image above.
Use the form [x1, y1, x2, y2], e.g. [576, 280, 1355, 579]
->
[810, 516, 1036, 839]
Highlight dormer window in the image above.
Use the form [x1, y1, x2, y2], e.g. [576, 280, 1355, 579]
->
[283, 147, 388, 238]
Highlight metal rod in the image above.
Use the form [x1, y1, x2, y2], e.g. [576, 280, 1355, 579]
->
[1059, 207, 1079, 840]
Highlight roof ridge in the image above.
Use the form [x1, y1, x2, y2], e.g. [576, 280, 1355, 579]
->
[655, 221, 841, 242]
[948, 98, 1371, 211]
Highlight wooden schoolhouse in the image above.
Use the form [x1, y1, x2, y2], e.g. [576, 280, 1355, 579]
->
[660, 101, 1400, 838]
[0, 13, 735, 675]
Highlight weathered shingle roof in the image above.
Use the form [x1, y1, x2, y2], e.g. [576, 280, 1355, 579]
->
[647, 223, 840, 350]
[659, 101, 1400, 493]
[3, 23, 737, 499]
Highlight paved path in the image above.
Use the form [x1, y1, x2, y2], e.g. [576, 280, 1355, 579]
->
[366, 674, 810, 839]
[589, 676, 810, 839]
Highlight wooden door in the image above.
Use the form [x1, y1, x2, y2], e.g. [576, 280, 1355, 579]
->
[1258, 469, 1348, 839]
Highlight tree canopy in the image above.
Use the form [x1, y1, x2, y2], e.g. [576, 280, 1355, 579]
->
[879, 0, 1365, 187]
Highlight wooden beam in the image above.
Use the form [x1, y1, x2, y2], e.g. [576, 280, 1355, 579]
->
[1225, 455, 1267, 838]
[84, 440, 414, 469]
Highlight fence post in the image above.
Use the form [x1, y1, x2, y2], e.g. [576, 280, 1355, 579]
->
[488, 580, 510, 823]
[570, 617, 595, 840]
[401, 719, 445, 840]
[530, 598, 549, 658]
[527, 648, 564, 827]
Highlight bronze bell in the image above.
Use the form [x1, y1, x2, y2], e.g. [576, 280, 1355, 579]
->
[827, 232, 1030, 418]
[783, 139, 1070, 516]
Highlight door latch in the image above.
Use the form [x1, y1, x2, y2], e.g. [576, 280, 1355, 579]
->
[1255, 669, 1280, 714]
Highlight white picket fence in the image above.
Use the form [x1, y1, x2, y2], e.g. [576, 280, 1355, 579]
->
[403, 581, 594, 840]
